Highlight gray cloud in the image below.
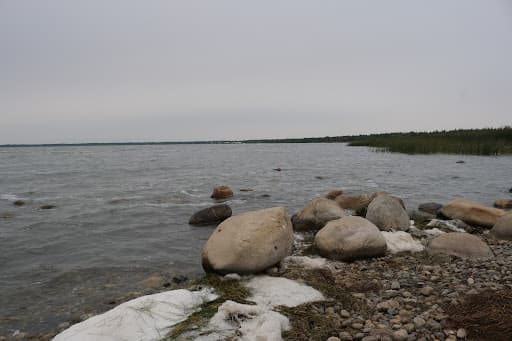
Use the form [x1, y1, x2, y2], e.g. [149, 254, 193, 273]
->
[1, 0, 511, 143]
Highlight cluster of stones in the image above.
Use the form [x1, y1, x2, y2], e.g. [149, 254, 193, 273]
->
[190, 185, 512, 339]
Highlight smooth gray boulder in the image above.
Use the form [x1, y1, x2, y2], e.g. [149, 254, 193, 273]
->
[366, 194, 410, 231]
[490, 213, 512, 241]
[189, 204, 232, 226]
[291, 198, 345, 231]
[315, 216, 387, 261]
[202, 207, 293, 274]
[427, 232, 494, 259]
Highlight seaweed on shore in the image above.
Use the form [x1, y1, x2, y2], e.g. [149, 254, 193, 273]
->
[444, 289, 512, 341]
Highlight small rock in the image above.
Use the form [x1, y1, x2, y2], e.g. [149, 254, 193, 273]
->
[413, 317, 426, 328]
[40, 204, 56, 210]
[142, 276, 165, 288]
[392, 329, 408, 341]
[352, 322, 364, 330]
[391, 281, 401, 290]
[326, 337, 341, 341]
[340, 309, 351, 318]
[339, 331, 353, 341]
[13, 200, 25, 206]
[239, 188, 253, 192]
[467, 277, 474, 285]
[419, 286, 434, 296]
[210, 186, 234, 200]
[456, 328, 467, 338]
[455, 160, 465, 164]
[273, 167, 282, 171]
[325, 307, 336, 315]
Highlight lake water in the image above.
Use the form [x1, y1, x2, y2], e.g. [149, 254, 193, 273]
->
[1, 143, 511, 335]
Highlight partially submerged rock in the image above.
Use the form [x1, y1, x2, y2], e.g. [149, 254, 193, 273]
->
[314, 216, 387, 261]
[408, 210, 435, 222]
[334, 194, 371, 215]
[366, 194, 410, 231]
[53, 288, 217, 341]
[189, 204, 232, 226]
[13, 200, 25, 206]
[418, 202, 443, 215]
[210, 186, 234, 200]
[291, 198, 345, 231]
[427, 232, 494, 259]
[494, 199, 512, 209]
[440, 198, 505, 227]
[202, 207, 293, 274]
[490, 213, 512, 241]
[324, 189, 343, 200]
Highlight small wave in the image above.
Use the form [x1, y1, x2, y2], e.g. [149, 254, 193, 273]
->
[145, 202, 214, 208]
[1, 194, 23, 202]
[180, 190, 203, 198]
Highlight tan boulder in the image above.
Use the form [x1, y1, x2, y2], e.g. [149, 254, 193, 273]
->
[370, 192, 406, 210]
[366, 194, 410, 231]
[427, 232, 494, 259]
[324, 189, 344, 200]
[494, 199, 512, 209]
[335, 194, 371, 215]
[440, 198, 506, 227]
[490, 213, 512, 241]
[210, 186, 234, 200]
[315, 216, 387, 261]
[291, 198, 345, 231]
[202, 207, 293, 274]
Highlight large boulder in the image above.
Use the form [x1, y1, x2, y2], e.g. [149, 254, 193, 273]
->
[291, 198, 345, 231]
[334, 194, 371, 215]
[494, 199, 512, 209]
[427, 232, 494, 259]
[366, 194, 410, 231]
[490, 213, 512, 241]
[440, 199, 506, 227]
[418, 202, 443, 215]
[202, 207, 293, 274]
[314, 216, 387, 261]
[210, 186, 234, 200]
[189, 204, 232, 226]
[369, 192, 406, 209]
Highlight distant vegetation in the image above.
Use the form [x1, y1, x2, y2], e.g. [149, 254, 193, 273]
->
[346, 127, 512, 155]
[243, 127, 512, 155]
[3, 127, 511, 156]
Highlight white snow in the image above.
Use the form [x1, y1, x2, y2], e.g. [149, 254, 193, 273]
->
[382, 231, 425, 253]
[423, 228, 446, 236]
[194, 276, 324, 341]
[53, 288, 217, 341]
[196, 300, 290, 341]
[283, 255, 328, 270]
[246, 275, 324, 308]
[427, 219, 466, 233]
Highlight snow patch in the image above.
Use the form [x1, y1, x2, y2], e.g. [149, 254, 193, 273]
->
[246, 276, 325, 308]
[427, 219, 466, 233]
[423, 228, 446, 236]
[382, 231, 425, 253]
[53, 288, 217, 341]
[196, 301, 290, 341]
[283, 255, 328, 270]
[194, 276, 324, 341]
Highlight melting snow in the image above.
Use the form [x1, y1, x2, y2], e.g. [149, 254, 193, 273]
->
[53, 288, 217, 341]
[382, 231, 425, 253]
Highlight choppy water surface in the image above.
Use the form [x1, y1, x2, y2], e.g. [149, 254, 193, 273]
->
[1, 143, 511, 335]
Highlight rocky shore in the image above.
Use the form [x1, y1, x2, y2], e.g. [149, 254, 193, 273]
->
[9, 186, 512, 340]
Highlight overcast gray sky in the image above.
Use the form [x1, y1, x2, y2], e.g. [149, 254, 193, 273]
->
[1, 0, 511, 144]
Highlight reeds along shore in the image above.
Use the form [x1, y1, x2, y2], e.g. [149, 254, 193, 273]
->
[347, 127, 512, 155]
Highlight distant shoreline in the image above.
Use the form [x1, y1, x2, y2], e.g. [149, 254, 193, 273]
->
[2, 126, 511, 155]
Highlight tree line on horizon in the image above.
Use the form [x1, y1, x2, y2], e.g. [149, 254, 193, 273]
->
[244, 127, 512, 155]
